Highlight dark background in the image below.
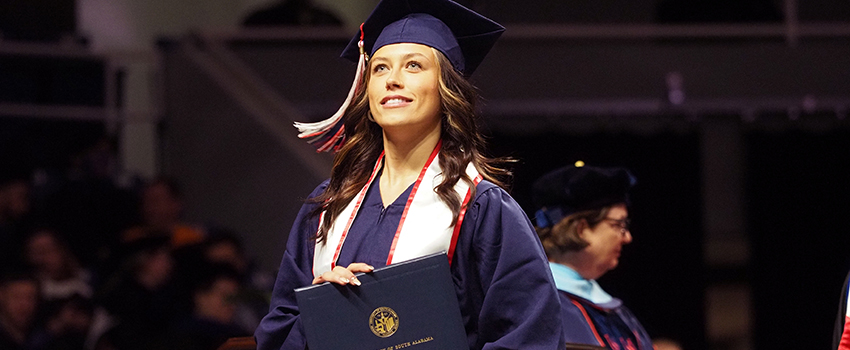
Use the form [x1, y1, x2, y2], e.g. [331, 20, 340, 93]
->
[3, 1, 850, 349]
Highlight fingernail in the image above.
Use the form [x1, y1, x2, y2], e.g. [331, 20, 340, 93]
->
[350, 276, 361, 286]
[339, 277, 350, 284]
[367, 265, 374, 270]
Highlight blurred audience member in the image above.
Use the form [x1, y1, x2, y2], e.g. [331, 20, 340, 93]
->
[24, 228, 93, 301]
[204, 229, 272, 289]
[1, 175, 33, 271]
[0, 272, 47, 350]
[121, 177, 205, 249]
[42, 295, 93, 350]
[203, 230, 249, 275]
[38, 137, 136, 268]
[202, 229, 271, 332]
[0, 176, 31, 232]
[167, 265, 249, 350]
[94, 237, 178, 350]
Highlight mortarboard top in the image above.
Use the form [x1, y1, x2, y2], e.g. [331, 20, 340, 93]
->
[340, 0, 505, 76]
[532, 161, 637, 228]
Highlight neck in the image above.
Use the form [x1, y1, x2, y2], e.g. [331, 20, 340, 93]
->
[554, 252, 603, 280]
[378, 125, 441, 206]
[381, 125, 441, 187]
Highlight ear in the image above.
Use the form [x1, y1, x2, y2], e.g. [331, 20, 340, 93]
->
[575, 219, 589, 239]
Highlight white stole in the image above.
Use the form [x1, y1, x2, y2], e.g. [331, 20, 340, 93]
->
[312, 149, 481, 278]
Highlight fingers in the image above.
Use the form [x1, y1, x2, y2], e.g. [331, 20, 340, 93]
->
[332, 265, 356, 285]
[344, 263, 374, 286]
[311, 275, 328, 285]
[312, 263, 375, 286]
[312, 269, 350, 285]
[346, 263, 375, 273]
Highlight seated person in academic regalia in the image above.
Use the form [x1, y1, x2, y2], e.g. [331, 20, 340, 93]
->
[532, 162, 654, 350]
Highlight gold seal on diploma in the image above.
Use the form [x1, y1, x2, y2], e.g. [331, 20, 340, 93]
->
[369, 307, 399, 337]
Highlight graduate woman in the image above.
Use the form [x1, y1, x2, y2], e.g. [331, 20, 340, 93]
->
[254, 0, 564, 349]
[532, 162, 653, 350]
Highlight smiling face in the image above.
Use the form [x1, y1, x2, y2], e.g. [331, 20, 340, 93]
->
[577, 203, 632, 279]
[367, 43, 443, 137]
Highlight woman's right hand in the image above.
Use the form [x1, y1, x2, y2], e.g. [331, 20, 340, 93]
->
[312, 263, 374, 286]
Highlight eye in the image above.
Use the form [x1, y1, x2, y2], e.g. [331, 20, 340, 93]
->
[406, 61, 422, 70]
[372, 64, 388, 73]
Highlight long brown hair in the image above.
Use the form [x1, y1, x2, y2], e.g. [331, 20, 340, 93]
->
[310, 47, 512, 243]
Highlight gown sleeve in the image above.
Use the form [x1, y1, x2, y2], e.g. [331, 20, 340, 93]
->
[452, 181, 565, 350]
[254, 181, 328, 350]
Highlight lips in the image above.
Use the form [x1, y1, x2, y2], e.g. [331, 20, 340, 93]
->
[380, 95, 412, 107]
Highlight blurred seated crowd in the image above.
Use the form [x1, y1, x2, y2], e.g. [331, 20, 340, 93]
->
[0, 140, 272, 350]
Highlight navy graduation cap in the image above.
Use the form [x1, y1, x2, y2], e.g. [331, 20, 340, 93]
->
[532, 161, 637, 228]
[341, 0, 505, 76]
[294, 0, 505, 152]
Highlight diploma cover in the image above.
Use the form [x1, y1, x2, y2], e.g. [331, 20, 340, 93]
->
[295, 252, 468, 350]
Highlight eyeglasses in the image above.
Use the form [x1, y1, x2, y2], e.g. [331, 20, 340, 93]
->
[602, 217, 631, 235]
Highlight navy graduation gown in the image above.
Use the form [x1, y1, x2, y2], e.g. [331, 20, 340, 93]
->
[255, 178, 564, 350]
[559, 293, 653, 350]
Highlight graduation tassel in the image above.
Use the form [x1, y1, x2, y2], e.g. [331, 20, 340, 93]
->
[294, 24, 368, 153]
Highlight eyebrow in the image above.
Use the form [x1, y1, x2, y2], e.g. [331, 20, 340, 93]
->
[371, 52, 432, 64]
